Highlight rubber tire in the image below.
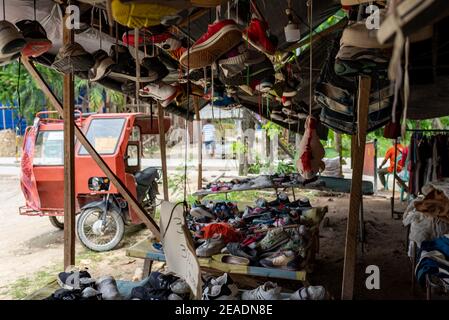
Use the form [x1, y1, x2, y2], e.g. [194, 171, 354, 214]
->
[76, 208, 125, 252]
[49, 216, 64, 229]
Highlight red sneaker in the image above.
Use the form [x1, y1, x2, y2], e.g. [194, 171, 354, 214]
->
[243, 18, 276, 56]
[122, 29, 172, 46]
[179, 19, 242, 69]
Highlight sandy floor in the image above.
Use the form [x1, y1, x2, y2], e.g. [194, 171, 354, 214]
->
[0, 173, 426, 300]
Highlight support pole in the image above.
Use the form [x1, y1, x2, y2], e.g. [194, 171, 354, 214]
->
[194, 97, 202, 191]
[341, 75, 371, 300]
[157, 102, 169, 201]
[63, 13, 75, 269]
[21, 57, 161, 240]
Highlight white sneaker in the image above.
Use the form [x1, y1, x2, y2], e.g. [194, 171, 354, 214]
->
[139, 82, 179, 107]
[241, 282, 281, 300]
[203, 273, 239, 300]
[290, 286, 327, 300]
[195, 234, 225, 257]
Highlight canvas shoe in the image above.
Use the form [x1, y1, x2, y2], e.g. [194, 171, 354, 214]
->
[202, 273, 239, 300]
[122, 28, 171, 46]
[148, 272, 179, 291]
[260, 250, 304, 271]
[196, 234, 226, 257]
[254, 76, 274, 93]
[52, 42, 94, 74]
[0, 51, 20, 66]
[241, 282, 282, 300]
[57, 270, 93, 290]
[109, 45, 157, 82]
[290, 285, 327, 300]
[258, 227, 290, 251]
[179, 19, 242, 69]
[89, 49, 115, 81]
[0, 20, 26, 55]
[141, 56, 169, 82]
[15, 20, 51, 57]
[96, 276, 122, 300]
[139, 82, 180, 107]
[243, 18, 276, 56]
[110, 0, 184, 28]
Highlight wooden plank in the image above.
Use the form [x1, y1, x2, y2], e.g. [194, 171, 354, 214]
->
[157, 103, 169, 201]
[194, 97, 202, 191]
[62, 12, 75, 269]
[21, 57, 161, 240]
[341, 76, 371, 300]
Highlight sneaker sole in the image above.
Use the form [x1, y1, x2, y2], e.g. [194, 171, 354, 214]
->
[52, 55, 94, 73]
[242, 34, 275, 57]
[1, 38, 26, 55]
[180, 25, 242, 69]
[110, 71, 159, 83]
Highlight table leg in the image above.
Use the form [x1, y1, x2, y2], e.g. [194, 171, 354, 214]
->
[143, 259, 154, 278]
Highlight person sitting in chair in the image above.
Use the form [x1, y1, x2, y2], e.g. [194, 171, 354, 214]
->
[378, 139, 405, 190]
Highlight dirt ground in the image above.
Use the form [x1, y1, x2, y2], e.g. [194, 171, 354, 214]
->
[0, 173, 425, 300]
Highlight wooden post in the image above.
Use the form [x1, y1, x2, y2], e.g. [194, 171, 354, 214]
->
[21, 57, 161, 240]
[194, 97, 202, 191]
[62, 12, 75, 269]
[157, 103, 169, 201]
[341, 76, 371, 300]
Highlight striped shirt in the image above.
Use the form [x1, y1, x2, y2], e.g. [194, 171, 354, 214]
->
[202, 124, 216, 142]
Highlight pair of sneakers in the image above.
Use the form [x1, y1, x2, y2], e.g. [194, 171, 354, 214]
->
[202, 273, 239, 300]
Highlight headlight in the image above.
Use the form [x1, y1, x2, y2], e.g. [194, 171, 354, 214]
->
[88, 177, 110, 191]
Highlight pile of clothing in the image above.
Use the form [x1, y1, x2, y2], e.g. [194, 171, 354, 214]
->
[202, 273, 329, 300]
[189, 192, 327, 271]
[415, 235, 449, 291]
[315, 5, 394, 135]
[403, 180, 449, 253]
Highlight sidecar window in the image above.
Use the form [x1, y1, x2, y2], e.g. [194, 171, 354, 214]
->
[79, 118, 126, 155]
[33, 130, 64, 166]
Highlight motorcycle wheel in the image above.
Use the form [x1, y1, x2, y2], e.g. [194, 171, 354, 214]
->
[49, 216, 64, 229]
[77, 207, 125, 252]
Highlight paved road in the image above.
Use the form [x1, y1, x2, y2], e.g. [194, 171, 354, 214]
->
[0, 174, 64, 291]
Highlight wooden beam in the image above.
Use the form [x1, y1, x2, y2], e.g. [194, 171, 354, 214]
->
[63, 13, 75, 269]
[194, 97, 203, 191]
[21, 57, 161, 240]
[157, 103, 169, 201]
[341, 75, 371, 300]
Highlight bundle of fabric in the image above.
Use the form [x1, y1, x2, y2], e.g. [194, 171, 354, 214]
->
[415, 235, 449, 288]
[403, 180, 449, 253]
[316, 35, 394, 135]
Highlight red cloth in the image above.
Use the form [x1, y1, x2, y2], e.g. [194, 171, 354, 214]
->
[20, 125, 41, 211]
[201, 223, 242, 243]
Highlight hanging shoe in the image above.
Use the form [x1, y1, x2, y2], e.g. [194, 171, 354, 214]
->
[0, 51, 21, 66]
[89, 49, 115, 81]
[52, 42, 94, 74]
[110, 0, 184, 28]
[254, 76, 274, 93]
[122, 29, 172, 46]
[243, 18, 276, 56]
[0, 20, 26, 55]
[16, 20, 52, 57]
[179, 19, 242, 69]
[141, 56, 169, 82]
[139, 82, 180, 107]
[109, 44, 155, 82]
